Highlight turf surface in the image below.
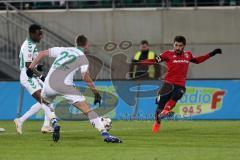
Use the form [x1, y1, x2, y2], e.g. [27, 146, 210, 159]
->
[0, 120, 239, 160]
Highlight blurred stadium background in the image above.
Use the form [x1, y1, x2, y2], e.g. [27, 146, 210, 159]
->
[0, 0, 240, 80]
[0, 1, 240, 159]
[0, 0, 240, 118]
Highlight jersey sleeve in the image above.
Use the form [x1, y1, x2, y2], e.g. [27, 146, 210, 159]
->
[159, 51, 169, 62]
[188, 51, 194, 60]
[49, 47, 63, 57]
[190, 51, 210, 64]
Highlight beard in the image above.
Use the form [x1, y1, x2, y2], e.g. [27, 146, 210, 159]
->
[175, 49, 183, 55]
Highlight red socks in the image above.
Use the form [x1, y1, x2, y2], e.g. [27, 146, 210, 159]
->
[163, 99, 176, 111]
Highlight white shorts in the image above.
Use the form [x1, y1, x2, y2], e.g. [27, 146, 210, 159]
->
[41, 79, 86, 104]
[20, 71, 43, 95]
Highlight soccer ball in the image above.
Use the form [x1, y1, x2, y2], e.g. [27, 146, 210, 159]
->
[101, 116, 112, 131]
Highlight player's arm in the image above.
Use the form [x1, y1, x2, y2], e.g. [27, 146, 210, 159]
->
[139, 54, 164, 65]
[28, 50, 49, 69]
[25, 62, 40, 75]
[190, 48, 222, 64]
[82, 71, 102, 106]
[82, 72, 98, 94]
[25, 62, 45, 80]
[26, 50, 49, 78]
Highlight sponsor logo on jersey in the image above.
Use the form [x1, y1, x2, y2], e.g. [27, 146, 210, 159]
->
[172, 60, 189, 63]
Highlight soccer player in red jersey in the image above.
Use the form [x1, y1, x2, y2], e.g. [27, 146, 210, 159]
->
[143, 36, 222, 133]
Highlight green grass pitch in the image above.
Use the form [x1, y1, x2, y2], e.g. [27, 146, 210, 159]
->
[0, 120, 240, 160]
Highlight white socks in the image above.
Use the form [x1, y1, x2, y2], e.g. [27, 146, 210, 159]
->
[43, 114, 50, 127]
[41, 103, 57, 121]
[88, 111, 106, 132]
[19, 102, 42, 123]
[19, 102, 54, 127]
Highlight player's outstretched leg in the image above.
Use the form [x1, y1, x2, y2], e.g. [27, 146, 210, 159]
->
[71, 101, 122, 143]
[87, 110, 122, 143]
[14, 103, 42, 134]
[152, 109, 161, 133]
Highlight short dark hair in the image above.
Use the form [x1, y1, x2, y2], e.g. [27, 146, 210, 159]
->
[75, 34, 88, 47]
[174, 36, 186, 45]
[141, 40, 149, 45]
[29, 24, 41, 33]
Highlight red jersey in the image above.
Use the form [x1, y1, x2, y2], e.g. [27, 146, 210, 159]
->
[159, 50, 210, 87]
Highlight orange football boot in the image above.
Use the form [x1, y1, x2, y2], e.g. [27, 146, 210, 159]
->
[152, 121, 161, 133]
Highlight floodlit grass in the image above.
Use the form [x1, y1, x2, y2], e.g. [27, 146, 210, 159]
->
[0, 120, 239, 160]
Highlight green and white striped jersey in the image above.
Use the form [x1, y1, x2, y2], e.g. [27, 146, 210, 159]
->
[19, 38, 39, 71]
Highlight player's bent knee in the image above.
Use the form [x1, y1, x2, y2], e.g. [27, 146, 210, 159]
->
[172, 89, 185, 101]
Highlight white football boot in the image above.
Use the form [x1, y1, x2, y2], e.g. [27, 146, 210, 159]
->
[14, 118, 23, 134]
[41, 125, 53, 134]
